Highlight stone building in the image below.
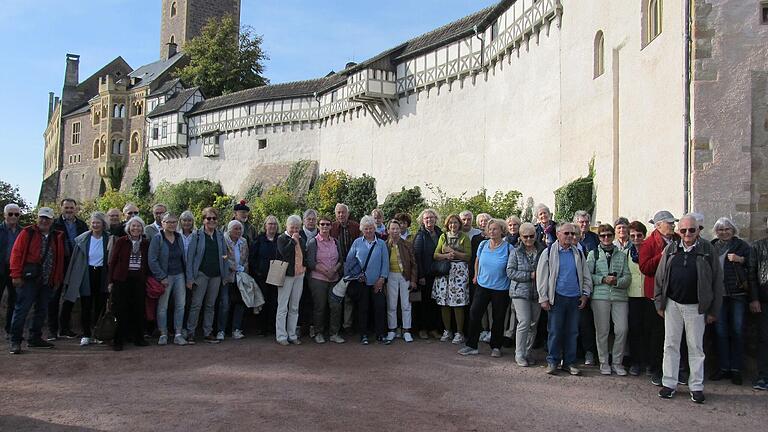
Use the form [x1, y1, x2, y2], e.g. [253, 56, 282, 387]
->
[40, 0, 240, 204]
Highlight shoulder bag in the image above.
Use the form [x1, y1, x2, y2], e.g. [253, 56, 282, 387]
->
[343, 240, 377, 303]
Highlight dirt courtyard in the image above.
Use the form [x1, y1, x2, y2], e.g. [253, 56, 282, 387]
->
[0, 335, 766, 432]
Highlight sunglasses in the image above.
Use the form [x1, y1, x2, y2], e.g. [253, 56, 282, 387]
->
[6, 212, 19, 217]
[319, 222, 331, 226]
[127, 211, 139, 216]
[599, 233, 614, 238]
[521, 235, 535, 239]
[205, 217, 218, 221]
[680, 228, 698, 234]
[562, 232, 576, 236]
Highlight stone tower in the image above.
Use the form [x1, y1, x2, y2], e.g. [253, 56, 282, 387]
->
[159, 0, 241, 60]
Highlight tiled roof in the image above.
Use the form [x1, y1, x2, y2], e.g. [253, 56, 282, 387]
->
[128, 52, 186, 89]
[152, 77, 183, 96]
[147, 87, 200, 118]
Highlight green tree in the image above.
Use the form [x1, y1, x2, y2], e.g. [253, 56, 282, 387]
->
[380, 186, 425, 220]
[306, 171, 350, 216]
[252, 186, 301, 228]
[153, 180, 224, 223]
[0, 181, 31, 223]
[346, 174, 377, 221]
[131, 159, 151, 199]
[176, 15, 268, 97]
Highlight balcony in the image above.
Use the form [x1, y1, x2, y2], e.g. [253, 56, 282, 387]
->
[346, 69, 398, 126]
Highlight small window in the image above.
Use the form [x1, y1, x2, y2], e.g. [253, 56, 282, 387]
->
[170, 35, 175, 44]
[93, 110, 100, 126]
[93, 140, 100, 158]
[258, 139, 267, 150]
[113, 104, 119, 118]
[177, 123, 184, 134]
[491, 20, 500, 42]
[161, 123, 168, 138]
[202, 134, 220, 157]
[594, 31, 605, 78]
[643, 0, 663, 46]
[762, 3, 768, 24]
[71, 121, 81, 145]
[112, 139, 124, 155]
[170, 1, 177, 17]
[152, 127, 159, 140]
[130, 132, 140, 153]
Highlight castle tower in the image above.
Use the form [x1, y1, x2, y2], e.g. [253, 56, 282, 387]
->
[160, 0, 241, 60]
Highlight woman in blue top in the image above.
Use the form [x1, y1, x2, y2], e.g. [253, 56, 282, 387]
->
[459, 219, 512, 357]
[344, 215, 389, 345]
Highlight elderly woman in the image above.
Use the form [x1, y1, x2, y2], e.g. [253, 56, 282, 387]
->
[506, 216, 522, 246]
[506, 222, 545, 366]
[345, 215, 389, 345]
[185, 207, 228, 344]
[613, 217, 631, 251]
[413, 209, 443, 340]
[710, 217, 751, 385]
[252, 215, 280, 336]
[534, 204, 557, 246]
[217, 220, 250, 341]
[179, 211, 196, 254]
[108, 216, 150, 351]
[306, 214, 344, 344]
[62, 212, 110, 347]
[394, 212, 415, 242]
[587, 224, 631, 376]
[148, 212, 188, 346]
[626, 221, 653, 376]
[372, 208, 387, 237]
[459, 219, 512, 357]
[385, 219, 417, 343]
[432, 214, 471, 344]
[275, 215, 307, 345]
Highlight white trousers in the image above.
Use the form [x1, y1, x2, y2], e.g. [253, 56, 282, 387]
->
[276, 275, 304, 342]
[386, 273, 412, 330]
[592, 300, 628, 366]
[662, 299, 706, 391]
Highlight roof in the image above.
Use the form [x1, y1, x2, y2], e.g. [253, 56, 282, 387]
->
[128, 52, 186, 89]
[152, 77, 183, 96]
[147, 87, 200, 118]
[62, 56, 132, 116]
[188, 73, 347, 115]
[61, 103, 91, 119]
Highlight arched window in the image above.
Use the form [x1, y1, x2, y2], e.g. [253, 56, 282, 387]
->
[643, 0, 663, 46]
[99, 137, 106, 156]
[130, 132, 141, 154]
[93, 139, 100, 159]
[118, 104, 125, 118]
[113, 104, 119, 118]
[170, 1, 177, 17]
[594, 31, 605, 78]
[112, 139, 124, 155]
[169, 35, 175, 44]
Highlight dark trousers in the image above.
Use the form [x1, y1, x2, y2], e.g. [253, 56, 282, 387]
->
[628, 297, 657, 367]
[48, 285, 73, 335]
[467, 286, 510, 350]
[648, 302, 666, 371]
[298, 274, 313, 328]
[758, 302, 768, 380]
[356, 282, 386, 338]
[414, 276, 441, 332]
[1, 274, 16, 335]
[80, 267, 107, 337]
[714, 296, 747, 371]
[112, 275, 145, 345]
[256, 276, 278, 335]
[578, 301, 597, 357]
[10, 280, 52, 343]
[547, 294, 580, 366]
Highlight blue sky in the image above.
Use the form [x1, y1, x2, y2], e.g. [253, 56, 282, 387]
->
[0, 0, 496, 206]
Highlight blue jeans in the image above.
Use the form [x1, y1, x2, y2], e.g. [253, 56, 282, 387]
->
[714, 296, 746, 371]
[157, 273, 186, 335]
[10, 280, 53, 343]
[546, 293, 580, 366]
[218, 282, 246, 332]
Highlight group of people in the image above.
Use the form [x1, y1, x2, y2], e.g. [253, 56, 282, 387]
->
[2, 198, 768, 404]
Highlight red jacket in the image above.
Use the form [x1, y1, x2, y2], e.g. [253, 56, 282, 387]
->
[9, 225, 66, 286]
[638, 229, 680, 299]
[108, 236, 149, 283]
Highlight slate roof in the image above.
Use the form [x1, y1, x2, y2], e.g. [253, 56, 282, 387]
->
[61, 103, 91, 119]
[152, 77, 183, 96]
[147, 87, 200, 118]
[128, 52, 186, 89]
[62, 56, 132, 116]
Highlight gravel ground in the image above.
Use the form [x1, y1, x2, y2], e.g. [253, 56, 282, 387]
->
[0, 335, 766, 432]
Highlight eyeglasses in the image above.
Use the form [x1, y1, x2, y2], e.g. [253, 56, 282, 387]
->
[521, 235, 535, 240]
[319, 222, 331, 226]
[680, 228, 698, 234]
[205, 217, 218, 221]
[629, 234, 645, 239]
[6, 213, 19, 217]
[599, 233, 614, 238]
[127, 211, 139, 216]
[562, 232, 576, 236]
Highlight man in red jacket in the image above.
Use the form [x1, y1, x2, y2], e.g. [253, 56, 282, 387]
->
[639, 210, 680, 385]
[8, 207, 65, 354]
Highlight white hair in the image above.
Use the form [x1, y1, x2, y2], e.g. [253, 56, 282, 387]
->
[4, 203, 20, 214]
[476, 213, 492, 224]
[124, 216, 146, 235]
[89, 211, 107, 228]
[179, 210, 195, 221]
[459, 210, 473, 219]
[122, 202, 139, 213]
[285, 214, 302, 228]
[227, 219, 243, 232]
[713, 217, 738, 236]
[359, 215, 376, 228]
[334, 203, 349, 213]
[534, 204, 551, 216]
[303, 209, 318, 220]
[418, 208, 439, 225]
[161, 212, 178, 222]
[573, 210, 591, 223]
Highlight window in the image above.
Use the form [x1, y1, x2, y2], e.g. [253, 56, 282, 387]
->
[130, 132, 140, 153]
[93, 110, 100, 126]
[161, 123, 168, 138]
[93, 139, 100, 159]
[331, 90, 338, 103]
[202, 134, 220, 157]
[258, 139, 267, 150]
[762, 2, 768, 24]
[643, 0, 663, 47]
[111, 139, 124, 155]
[177, 123, 184, 134]
[71, 121, 81, 145]
[99, 138, 106, 157]
[152, 127, 159, 140]
[132, 101, 143, 117]
[170, 1, 177, 17]
[594, 31, 605, 78]
[169, 35, 175, 44]
[113, 104, 119, 118]
[119, 104, 125, 118]
[491, 20, 500, 42]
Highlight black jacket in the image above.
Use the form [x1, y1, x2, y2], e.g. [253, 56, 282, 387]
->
[413, 225, 443, 280]
[52, 215, 88, 256]
[749, 237, 768, 303]
[276, 233, 308, 277]
[711, 237, 750, 297]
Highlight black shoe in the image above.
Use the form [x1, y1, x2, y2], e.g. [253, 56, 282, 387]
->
[502, 337, 514, 348]
[377, 336, 391, 345]
[709, 369, 730, 381]
[731, 371, 743, 385]
[690, 391, 705, 404]
[658, 386, 676, 399]
[360, 335, 369, 345]
[651, 372, 663, 387]
[134, 339, 149, 347]
[678, 370, 689, 386]
[113, 342, 124, 351]
[59, 329, 77, 339]
[9, 341, 21, 354]
[28, 339, 54, 349]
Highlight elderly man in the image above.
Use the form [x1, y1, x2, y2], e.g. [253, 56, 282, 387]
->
[144, 203, 167, 239]
[460, 210, 482, 241]
[233, 200, 258, 246]
[9, 208, 66, 354]
[654, 214, 723, 403]
[1, 204, 23, 337]
[122, 203, 140, 222]
[749, 219, 768, 391]
[537, 222, 592, 376]
[48, 198, 87, 340]
[330, 203, 361, 333]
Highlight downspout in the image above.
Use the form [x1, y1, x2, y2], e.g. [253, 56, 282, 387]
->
[683, 0, 692, 214]
[474, 25, 485, 70]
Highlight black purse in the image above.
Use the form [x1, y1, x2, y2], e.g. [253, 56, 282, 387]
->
[430, 259, 451, 277]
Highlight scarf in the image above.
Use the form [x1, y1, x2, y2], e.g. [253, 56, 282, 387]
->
[629, 244, 639, 263]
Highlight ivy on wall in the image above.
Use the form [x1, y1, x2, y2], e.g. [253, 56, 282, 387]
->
[554, 159, 595, 222]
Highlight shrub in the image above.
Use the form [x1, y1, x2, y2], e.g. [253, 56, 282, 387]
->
[153, 180, 224, 222]
[306, 170, 349, 216]
[521, 197, 535, 223]
[243, 181, 263, 204]
[346, 174, 377, 221]
[554, 161, 595, 222]
[425, 184, 522, 222]
[380, 186, 425, 220]
[488, 190, 523, 219]
[252, 186, 301, 228]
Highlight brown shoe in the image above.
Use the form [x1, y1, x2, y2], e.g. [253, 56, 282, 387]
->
[204, 335, 220, 344]
[418, 330, 429, 340]
[429, 330, 442, 339]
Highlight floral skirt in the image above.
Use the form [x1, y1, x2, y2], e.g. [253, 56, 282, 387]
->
[432, 261, 470, 307]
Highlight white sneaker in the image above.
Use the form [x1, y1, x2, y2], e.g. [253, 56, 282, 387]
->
[158, 335, 168, 345]
[91, 338, 103, 345]
[600, 363, 612, 375]
[612, 365, 628, 376]
[386, 331, 396, 342]
[329, 334, 346, 344]
[216, 331, 225, 341]
[440, 330, 453, 342]
[451, 332, 465, 345]
[479, 331, 491, 343]
[585, 351, 596, 366]
[79, 337, 91, 346]
[232, 329, 245, 340]
[403, 332, 414, 343]
[314, 334, 326, 344]
[173, 334, 188, 345]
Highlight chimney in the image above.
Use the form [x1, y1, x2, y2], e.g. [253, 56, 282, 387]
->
[345, 62, 358, 70]
[64, 53, 80, 88]
[166, 42, 178, 59]
[48, 92, 55, 121]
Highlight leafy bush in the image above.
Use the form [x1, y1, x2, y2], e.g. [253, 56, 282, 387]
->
[554, 162, 595, 223]
[252, 186, 302, 228]
[243, 181, 263, 204]
[425, 184, 522, 224]
[488, 190, 522, 219]
[346, 174, 377, 221]
[153, 180, 224, 223]
[380, 186, 425, 220]
[306, 171, 349, 216]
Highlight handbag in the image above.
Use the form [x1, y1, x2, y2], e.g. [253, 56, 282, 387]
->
[329, 279, 349, 304]
[408, 289, 422, 303]
[266, 259, 289, 286]
[430, 259, 450, 277]
[345, 240, 378, 302]
[94, 299, 117, 341]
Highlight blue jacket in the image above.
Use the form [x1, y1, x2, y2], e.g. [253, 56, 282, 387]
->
[186, 228, 229, 282]
[149, 232, 187, 281]
[344, 237, 389, 285]
[0, 222, 22, 276]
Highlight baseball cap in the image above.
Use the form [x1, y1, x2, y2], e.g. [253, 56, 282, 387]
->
[649, 211, 677, 224]
[38, 207, 55, 219]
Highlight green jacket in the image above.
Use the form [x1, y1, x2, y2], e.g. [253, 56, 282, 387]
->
[587, 246, 631, 302]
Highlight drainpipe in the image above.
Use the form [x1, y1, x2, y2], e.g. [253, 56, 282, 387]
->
[474, 25, 485, 69]
[683, 0, 692, 214]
